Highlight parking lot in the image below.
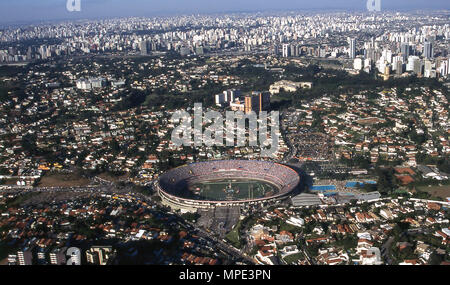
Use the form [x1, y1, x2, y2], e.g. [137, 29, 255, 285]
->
[197, 206, 241, 238]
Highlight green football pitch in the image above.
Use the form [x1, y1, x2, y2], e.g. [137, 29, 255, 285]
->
[189, 179, 280, 201]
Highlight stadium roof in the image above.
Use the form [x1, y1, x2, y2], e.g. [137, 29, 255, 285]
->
[291, 193, 322, 207]
[336, 191, 381, 204]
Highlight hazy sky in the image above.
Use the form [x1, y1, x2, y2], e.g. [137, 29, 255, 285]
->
[0, 0, 449, 24]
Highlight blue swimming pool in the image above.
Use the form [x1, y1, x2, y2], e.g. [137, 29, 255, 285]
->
[345, 181, 377, 188]
[310, 185, 337, 191]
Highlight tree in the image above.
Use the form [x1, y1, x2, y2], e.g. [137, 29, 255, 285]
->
[110, 139, 121, 155]
[437, 157, 450, 173]
[21, 133, 38, 155]
[393, 222, 410, 237]
[429, 252, 443, 265]
[335, 235, 358, 250]
[377, 168, 397, 194]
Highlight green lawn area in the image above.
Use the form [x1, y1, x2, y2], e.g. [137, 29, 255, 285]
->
[192, 179, 277, 201]
[279, 221, 302, 234]
[417, 185, 450, 200]
[283, 252, 304, 264]
[225, 220, 242, 248]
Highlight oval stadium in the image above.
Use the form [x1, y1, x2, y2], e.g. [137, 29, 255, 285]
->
[155, 160, 300, 212]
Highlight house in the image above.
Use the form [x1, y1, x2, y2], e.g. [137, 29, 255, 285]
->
[359, 247, 383, 265]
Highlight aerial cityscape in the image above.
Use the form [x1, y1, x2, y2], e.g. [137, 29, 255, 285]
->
[0, 0, 449, 268]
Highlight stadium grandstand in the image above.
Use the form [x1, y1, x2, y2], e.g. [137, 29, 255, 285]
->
[155, 160, 300, 212]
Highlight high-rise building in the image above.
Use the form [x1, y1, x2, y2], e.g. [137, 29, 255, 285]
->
[441, 59, 450, 77]
[195, 46, 204, 55]
[215, 93, 225, 106]
[39, 45, 47, 59]
[273, 44, 279, 56]
[365, 48, 375, 61]
[179, 46, 191, 56]
[446, 58, 450, 75]
[396, 60, 404, 75]
[282, 44, 290, 58]
[26, 47, 33, 61]
[139, 40, 148, 55]
[407, 56, 422, 75]
[438, 60, 447, 77]
[151, 42, 157, 51]
[215, 89, 240, 107]
[378, 60, 387, 74]
[446, 59, 450, 76]
[224, 89, 240, 102]
[423, 42, 433, 59]
[291, 44, 299, 57]
[401, 43, 410, 62]
[244, 92, 270, 114]
[383, 65, 391, 80]
[319, 47, 326, 58]
[354, 58, 363, 70]
[382, 49, 393, 64]
[424, 60, 434, 78]
[349, 38, 356, 59]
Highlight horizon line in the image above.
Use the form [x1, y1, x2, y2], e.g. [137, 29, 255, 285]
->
[0, 7, 449, 27]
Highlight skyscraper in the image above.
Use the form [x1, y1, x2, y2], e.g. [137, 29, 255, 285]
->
[26, 47, 33, 61]
[424, 60, 434, 78]
[401, 43, 410, 62]
[139, 40, 148, 55]
[407, 56, 422, 75]
[273, 44, 279, 55]
[393, 56, 404, 75]
[215, 89, 240, 107]
[396, 60, 404, 75]
[423, 42, 433, 59]
[282, 44, 290, 58]
[244, 92, 270, 114]
[349, 38, 356, 59]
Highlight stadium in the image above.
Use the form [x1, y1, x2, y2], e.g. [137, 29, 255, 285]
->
[155, 160, 300, 212]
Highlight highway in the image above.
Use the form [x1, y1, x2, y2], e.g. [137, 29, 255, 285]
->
[184, 220, 257, 265]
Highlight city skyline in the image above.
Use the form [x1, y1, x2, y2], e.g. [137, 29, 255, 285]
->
[0, 0, 448, 269]
[0, 0, 449, 24]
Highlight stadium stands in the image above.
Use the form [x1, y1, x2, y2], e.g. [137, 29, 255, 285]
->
[156, 160, 300, 210]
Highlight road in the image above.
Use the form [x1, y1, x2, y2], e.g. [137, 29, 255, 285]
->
[280, 111, 297, 164]
[123, 191, 256, 265]
[381, 236, 394, 265]
[302, 249, 314, 265]
[185, 220, 256, 265]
